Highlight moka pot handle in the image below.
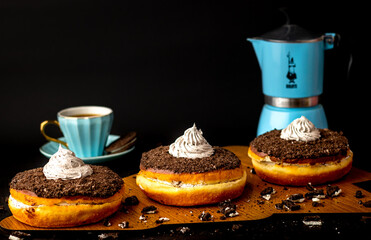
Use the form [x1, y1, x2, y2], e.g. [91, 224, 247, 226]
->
[324, 33, 340, 50]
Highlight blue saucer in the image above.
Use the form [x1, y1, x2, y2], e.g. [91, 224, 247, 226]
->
[39, 135, 135, 164]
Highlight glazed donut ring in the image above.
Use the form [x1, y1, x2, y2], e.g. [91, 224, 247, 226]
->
[136, 166, 247, 206]
[248, 147, 353, 186]
[8, 185, 125, 228]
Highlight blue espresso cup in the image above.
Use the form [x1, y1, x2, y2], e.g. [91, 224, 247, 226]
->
[41, 106, 114, 158]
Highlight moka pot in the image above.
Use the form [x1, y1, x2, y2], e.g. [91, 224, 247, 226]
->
[247, 24, 339, 135]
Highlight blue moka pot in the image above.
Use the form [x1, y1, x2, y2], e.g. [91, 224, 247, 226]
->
[247, 24, 339, 135]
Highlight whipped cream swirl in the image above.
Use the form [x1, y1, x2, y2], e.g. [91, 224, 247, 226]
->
[43, 145, 93, 180]
[169, 123, 214, 158]
[280, 116, 321, 142]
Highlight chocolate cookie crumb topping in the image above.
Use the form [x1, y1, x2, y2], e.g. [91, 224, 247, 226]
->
[140, 146, 241, 173]
[250, 129, 349, 159]
[9, 165, 123, 198]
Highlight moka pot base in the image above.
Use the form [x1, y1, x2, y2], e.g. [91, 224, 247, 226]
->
[257, 104, 328, 136]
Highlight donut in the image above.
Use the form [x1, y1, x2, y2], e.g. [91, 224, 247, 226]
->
[136, 123, 246, 206]
[136, 146, 247, 206]
[8, 147, 125, 228]
[248, 117, 352, 186]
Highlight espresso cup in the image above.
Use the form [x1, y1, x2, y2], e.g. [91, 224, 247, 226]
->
[40, 106, 114, 158]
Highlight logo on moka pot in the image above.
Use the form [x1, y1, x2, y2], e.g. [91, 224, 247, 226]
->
[286, 52, 297, 89]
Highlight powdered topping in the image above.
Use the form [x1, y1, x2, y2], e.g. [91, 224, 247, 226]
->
[169, 123, 214, 158]
[43, 145, 93, 180]
[280, 116, 321, 142]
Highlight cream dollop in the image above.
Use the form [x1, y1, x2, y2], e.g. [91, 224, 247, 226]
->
[43, 145, 93, 180]
[169, 123, 214, 158]
[280, 116, 321, 142]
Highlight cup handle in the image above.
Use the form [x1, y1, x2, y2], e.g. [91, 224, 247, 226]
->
[40, 120, 69, 148]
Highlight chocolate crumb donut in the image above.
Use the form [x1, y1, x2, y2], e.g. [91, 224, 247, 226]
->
[136, 124, 247, 206]
[248, 117, 353, 186]
[8, 146, 125, 228]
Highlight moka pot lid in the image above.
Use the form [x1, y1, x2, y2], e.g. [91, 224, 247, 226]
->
[256, 24, 323, 43]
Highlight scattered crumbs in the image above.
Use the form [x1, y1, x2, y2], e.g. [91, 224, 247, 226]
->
[176, 226, 191, 234]
[311, 198, 324, 207]
[141, 205, 157, 214]
[9, 231, 31, 240]
[275, 201, 283, 210]
[360, 216, 371, 224]
[276, 200, 300, 211]
[103, 218, 112, 227]
[198, 211, 213, 221]
[118, 221, 129, 229]
[155, 217, 170, 224]
[98, 232, 119, 239]
[231, 224, 243, 231]
[363, 200, 371, 208]
[302, 215, 322, 226]
[217, 199, 239, 219]
[355, 190, 364, 198]
[326, 185, 342, 198]
[287, 193, 305, 203]
[260, 187, 276, 200]
[124, 196, 139, 206]
[306, 182, 315, 191]
[305, 189, 325, 200]
[139, 214, 148, 222]
[120, 205, 129, 214]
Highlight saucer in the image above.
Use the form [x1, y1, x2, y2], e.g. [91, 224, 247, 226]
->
[39, 135, 135, 164]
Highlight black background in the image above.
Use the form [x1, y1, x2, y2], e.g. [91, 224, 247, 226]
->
[0, 0, 368, 175]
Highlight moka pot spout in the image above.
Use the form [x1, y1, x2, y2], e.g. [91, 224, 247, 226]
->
[247, 38, 264, 69]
